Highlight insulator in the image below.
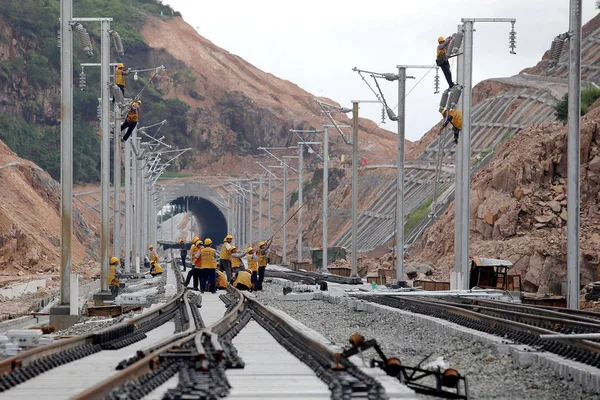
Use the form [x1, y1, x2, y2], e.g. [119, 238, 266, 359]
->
[449, 32, 463, 55]
[72, 23, 94, 58]
[386, 107, 397, 121]
[110, 30, 125, 57]
[134, 72, 139, 81]
[509, 24, 517, 55]
[79, 71, 86, 90]
[548, 38, 565, 69]
[57, 30, 61, 49]
[381, 106, 386, 124]
[447, 85, 462, 109]
[384, 73, 398, 81]
[110, 83, 125, 105]
[434, 67, 440, 94]
[439, 88, 449, 112]
[96, 104, 102, 120]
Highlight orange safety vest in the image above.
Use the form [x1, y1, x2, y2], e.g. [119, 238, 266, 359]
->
[220, 243, 232, 261]
[115, 67, 126, 86]
[234, 271, 252, 289]
[247, 254, 258, 272]
[127, 105, 139, 123]
[232, 257, 242, 268]
[200, 247, 217, 269]
[216, 270, 227, 288]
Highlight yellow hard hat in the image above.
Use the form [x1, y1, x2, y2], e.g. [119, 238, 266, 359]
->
[258, 241, 266, 247]
[438, 36, 445, 43]
[231, 246, 237, 250]
[192, 236, 199, 243]
[110, 256, 119, 265]
[441, 109, 447, 117]
[136, 99, 142, 105]
[117, 63, 124, 68]
[225, 234, 233, 240]
[204, 238, 213, 245]
[178, 239, 184, 244]
[246, 247, 254, 253]
[195, 239, 203, 246]
[148, 245, 153, 250]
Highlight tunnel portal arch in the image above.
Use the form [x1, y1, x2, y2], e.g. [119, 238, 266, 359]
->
[156, 181, 228, 243]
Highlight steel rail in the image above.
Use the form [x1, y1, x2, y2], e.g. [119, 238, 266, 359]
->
[72, 286, 246, 399]
[0, 252, 184, 378]
[368, 295, 600, 356]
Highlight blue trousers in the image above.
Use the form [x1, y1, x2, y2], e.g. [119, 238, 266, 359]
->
[201, 269, 216, 293]
[251, 271, 258, 292]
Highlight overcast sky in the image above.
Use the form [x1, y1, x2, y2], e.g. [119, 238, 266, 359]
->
[163, 0, 597, 142]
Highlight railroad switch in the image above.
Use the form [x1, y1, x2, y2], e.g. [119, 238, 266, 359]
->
[342, 333, 469, 400]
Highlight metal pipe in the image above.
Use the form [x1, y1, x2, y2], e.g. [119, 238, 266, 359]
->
[297, 144, 303, 262]
[461, 20, 474, 290]
[59, 0, 73, 305]
[135, 137, 142, 273]
[540, 333, 600, 340]
[268, 174, 272, 238]
[282, 159, 288, 264]
[124, 139, 131, 273]
[396, 66, 406, 283]
[113, 100, 121, 258]
[259, 175, 263, 241]
[453, 24, 465, 290]
[322, 126, 329, 271]
[351, 101, 359, 276]
[249, 181, 253, 246]
[100, 20, 111, 293]
[568, 0, 582, 310]
[132, 133, 138, 272]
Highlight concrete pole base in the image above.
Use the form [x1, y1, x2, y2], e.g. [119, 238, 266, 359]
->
[49, 305, 79, 330]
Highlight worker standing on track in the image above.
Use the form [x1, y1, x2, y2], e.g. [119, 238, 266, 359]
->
[216, 270, 228, 290]
[441, 108, 463, 144]
[246, 247, 259, 294]
[256, 240, 271, 291]
[109, 256, 121, 296]
[200, 238, 217, 293]
[178, 239, 188, 271]
[436, 35, 455, 88]
[231, 269, 252, 291]
[150, 261, 163, 276]
[148, 244, 160, 266]
[115, 63, 131, 96]
[185, 237, 201, 289]
[219, 234, 234, 282]
[121, 100, 141, 142]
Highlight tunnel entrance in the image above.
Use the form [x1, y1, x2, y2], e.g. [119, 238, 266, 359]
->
[155, 181, 229, 245]
[167, 196, 228, 242]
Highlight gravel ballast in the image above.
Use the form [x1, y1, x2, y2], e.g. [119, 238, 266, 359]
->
[258, 280, 600, 400]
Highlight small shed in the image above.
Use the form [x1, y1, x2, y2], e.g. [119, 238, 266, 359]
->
[469, 256, 513, 290]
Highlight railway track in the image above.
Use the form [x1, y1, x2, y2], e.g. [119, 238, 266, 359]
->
[354, 294, 600, 369]
[0, 255, 396, 399]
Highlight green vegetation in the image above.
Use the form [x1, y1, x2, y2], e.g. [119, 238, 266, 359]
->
[0, 0, 192, 183]
[289, 171, 323, 207]
[404, 197, 433, 235]
[502, 131, 515, 140]
[554, 86, 600, 122]
[157, 171, 195, 181]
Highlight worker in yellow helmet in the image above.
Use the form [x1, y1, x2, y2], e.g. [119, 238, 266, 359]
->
[115, 63, 131, 95]
[200, 238, 217, 293]
[108, 256, 121, 295]
[230, 246, 245, 273]
[150, 260, 163, 276]
[148, 244, 160, 263]
[436, 35, 455, 88]
[256, 240, 271, 291]
[441, 108, 463, 144]
[232, 269, 252, 291]
[121, 100, 142, 142]
[215, 270, 228, 290]
[219, 234, 234, 281]
[178, 238, 188, 271]
[185, 238, 203, 289]
[246, 247, 259, 293]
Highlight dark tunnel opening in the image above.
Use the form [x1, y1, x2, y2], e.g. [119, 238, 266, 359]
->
[168, 196, 228, 243]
